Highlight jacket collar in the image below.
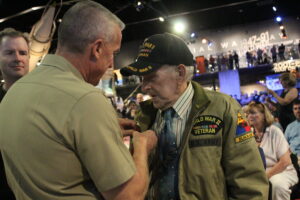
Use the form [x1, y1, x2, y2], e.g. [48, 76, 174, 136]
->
[138, 81, 211, 130]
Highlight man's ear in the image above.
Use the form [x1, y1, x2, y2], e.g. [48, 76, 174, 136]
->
[177, 64, 186, 79]
[91, 39, 104, 59]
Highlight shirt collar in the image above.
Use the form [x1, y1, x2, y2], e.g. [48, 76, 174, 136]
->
[159, 82, 194, 119]
[40, 54, 85, 82]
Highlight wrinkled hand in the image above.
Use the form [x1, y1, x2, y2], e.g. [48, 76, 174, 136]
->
[118, 118, 140, 137]
[132, 130, 158, 155]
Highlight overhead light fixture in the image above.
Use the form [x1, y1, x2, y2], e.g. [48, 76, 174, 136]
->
[190, 32, 195, 38]
[276, 16, 282, 22]
[279, 25, 284, 30]
[158, 17, 165, 22]
[272, 6, 277, 12]
[135, 1, 145, 12]
[173, 21, 186, 34]
[201, 38, 207, 44]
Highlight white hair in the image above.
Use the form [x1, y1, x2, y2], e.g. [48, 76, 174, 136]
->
[161, 64, 194, 81]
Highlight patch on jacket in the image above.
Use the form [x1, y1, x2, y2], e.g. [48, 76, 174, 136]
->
[235, 132, 254, 143]
[235, 112, 253, 143]
[189, 138, 221, 148]
[192, 115, 224, 135]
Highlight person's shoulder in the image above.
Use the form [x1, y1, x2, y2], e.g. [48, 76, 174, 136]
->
[286, 120, 298, 130]
[289, 87, 298, 93]
[51, 77, 103, 102]
[269, 124, 284, 137]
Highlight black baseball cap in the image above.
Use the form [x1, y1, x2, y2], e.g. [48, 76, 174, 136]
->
[120, 33, 194, 76]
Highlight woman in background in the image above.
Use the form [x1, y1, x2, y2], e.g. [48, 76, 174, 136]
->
[246, 102, 298, 200]
[266, 72, 298, 131]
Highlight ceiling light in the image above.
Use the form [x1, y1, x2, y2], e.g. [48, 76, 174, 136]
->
[272, 6, 277, 12]
[279, 25, 284, 30]
[201, 38, 207, 44]
[135, 1, 145, 12]
[276, 16, 282, 22]
[190, 32, 195, 38]
[158, 17, 165, 22]
[173, 22, 186, 34]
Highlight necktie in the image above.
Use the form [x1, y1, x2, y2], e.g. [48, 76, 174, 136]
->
[157, 108, 179, 199]
[159, 108, 176, 162]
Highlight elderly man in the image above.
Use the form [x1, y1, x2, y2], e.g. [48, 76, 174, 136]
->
[0, 1, 157, 200]
[285, 99, 300, 165]
[136, 93, 144, 105]
[121, 33, 269, 200]
[0, 27, 30, 200]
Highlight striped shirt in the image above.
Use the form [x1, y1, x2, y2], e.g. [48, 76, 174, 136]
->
[152, 82, 194, 146]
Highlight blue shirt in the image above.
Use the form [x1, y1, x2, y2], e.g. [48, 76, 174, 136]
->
[285, 120, 300, 156]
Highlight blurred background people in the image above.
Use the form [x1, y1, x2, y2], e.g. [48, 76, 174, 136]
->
[228, 51, 234, 70]
[136, 92, 144, 105]
[122, 100, 138, 120]
[285, 99, 300, 165]
[271, 45, 277, 63]
[267, 72, 298, 131]
[257, 48, 263, 64]
[233, 51, 239, 69]
[246, 49, 253, 67]
[278, 43, 286, 61]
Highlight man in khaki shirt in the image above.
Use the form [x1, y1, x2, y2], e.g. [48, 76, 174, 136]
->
[0, 1, 157, 200]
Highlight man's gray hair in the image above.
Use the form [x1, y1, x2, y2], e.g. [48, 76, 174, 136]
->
[162, 64, 194, 81]
[57, 0, 125, 54]
[185, 66, 194, 81]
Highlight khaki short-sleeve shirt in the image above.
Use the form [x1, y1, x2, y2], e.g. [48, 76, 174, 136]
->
[0, 55, 135, 200]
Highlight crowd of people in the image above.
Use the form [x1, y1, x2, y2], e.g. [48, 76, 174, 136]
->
[109, 93, 145, 120]
[197, 42, 300, 73]
[0, 1, 299, 200]
[120, 42, 300, 85]
[233, 72, 300, 199]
